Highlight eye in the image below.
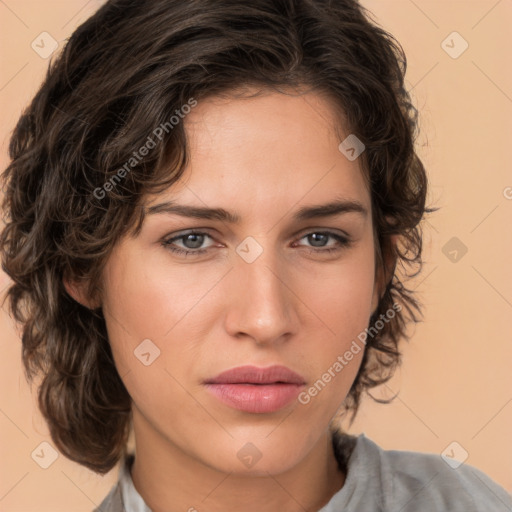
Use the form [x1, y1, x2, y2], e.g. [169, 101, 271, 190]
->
[295, 231, 351, 254]
[161, 231, 215, 257]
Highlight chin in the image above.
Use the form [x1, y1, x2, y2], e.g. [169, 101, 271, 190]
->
[209, 451, 302, 477]
[198, 429, 311, 476]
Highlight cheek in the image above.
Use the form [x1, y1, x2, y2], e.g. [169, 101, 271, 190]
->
[102, 247, 216, 344]
[295, 257, 374, 415]
[100, 258, 198, 413]
[100, 246, 225, 391]
[300, 242, 376, 346]
[100, 249, 171, 376]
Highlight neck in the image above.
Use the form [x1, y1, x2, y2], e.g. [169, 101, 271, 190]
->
[130, 411, 345, 512]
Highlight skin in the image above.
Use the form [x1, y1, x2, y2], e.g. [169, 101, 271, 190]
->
[67, 87, 390, 512]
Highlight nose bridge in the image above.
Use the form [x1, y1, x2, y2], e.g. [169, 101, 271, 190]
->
[225, 239, 295, 343]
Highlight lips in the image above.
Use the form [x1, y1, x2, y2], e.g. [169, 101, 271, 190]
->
[204, 365, 306, 385]
[204, 365, 306, 414]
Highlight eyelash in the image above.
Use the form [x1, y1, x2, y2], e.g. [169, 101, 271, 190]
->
[161, 230, 351, 257]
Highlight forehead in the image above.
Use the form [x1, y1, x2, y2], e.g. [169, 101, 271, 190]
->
[143, 88, 370, 222]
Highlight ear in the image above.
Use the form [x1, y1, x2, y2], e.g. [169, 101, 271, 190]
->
[63, 276, 101, 309]
[371, 234, 398, 314]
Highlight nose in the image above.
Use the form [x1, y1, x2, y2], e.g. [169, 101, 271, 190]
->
[223, 244, 298, 346]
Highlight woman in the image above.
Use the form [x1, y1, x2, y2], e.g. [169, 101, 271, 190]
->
[1, 0, 510, 511]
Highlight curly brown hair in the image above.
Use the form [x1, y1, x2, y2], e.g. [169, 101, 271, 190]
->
[0, 0, 433, 474]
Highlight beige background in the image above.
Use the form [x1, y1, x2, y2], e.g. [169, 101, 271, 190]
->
[1, 1, 511, 510]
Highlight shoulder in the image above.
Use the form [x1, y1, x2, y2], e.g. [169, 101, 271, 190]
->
[336, 433, 512, 511]
[382, 441, 511, 511]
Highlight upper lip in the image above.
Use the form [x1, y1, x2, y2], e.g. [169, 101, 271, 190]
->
[204, 365, 306, 385]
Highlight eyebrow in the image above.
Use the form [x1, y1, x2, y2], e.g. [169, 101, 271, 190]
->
[145, 198, 368, 223]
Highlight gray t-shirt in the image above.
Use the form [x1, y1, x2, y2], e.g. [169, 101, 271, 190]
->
[94, 432, 512, 511]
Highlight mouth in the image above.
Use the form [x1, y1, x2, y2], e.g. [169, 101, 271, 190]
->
[203, 365, 306, 414]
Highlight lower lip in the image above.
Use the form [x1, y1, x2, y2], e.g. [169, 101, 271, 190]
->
[204, 383, 304, 413]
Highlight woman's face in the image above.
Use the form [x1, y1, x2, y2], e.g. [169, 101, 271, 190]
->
[101, 88, 380, 475]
